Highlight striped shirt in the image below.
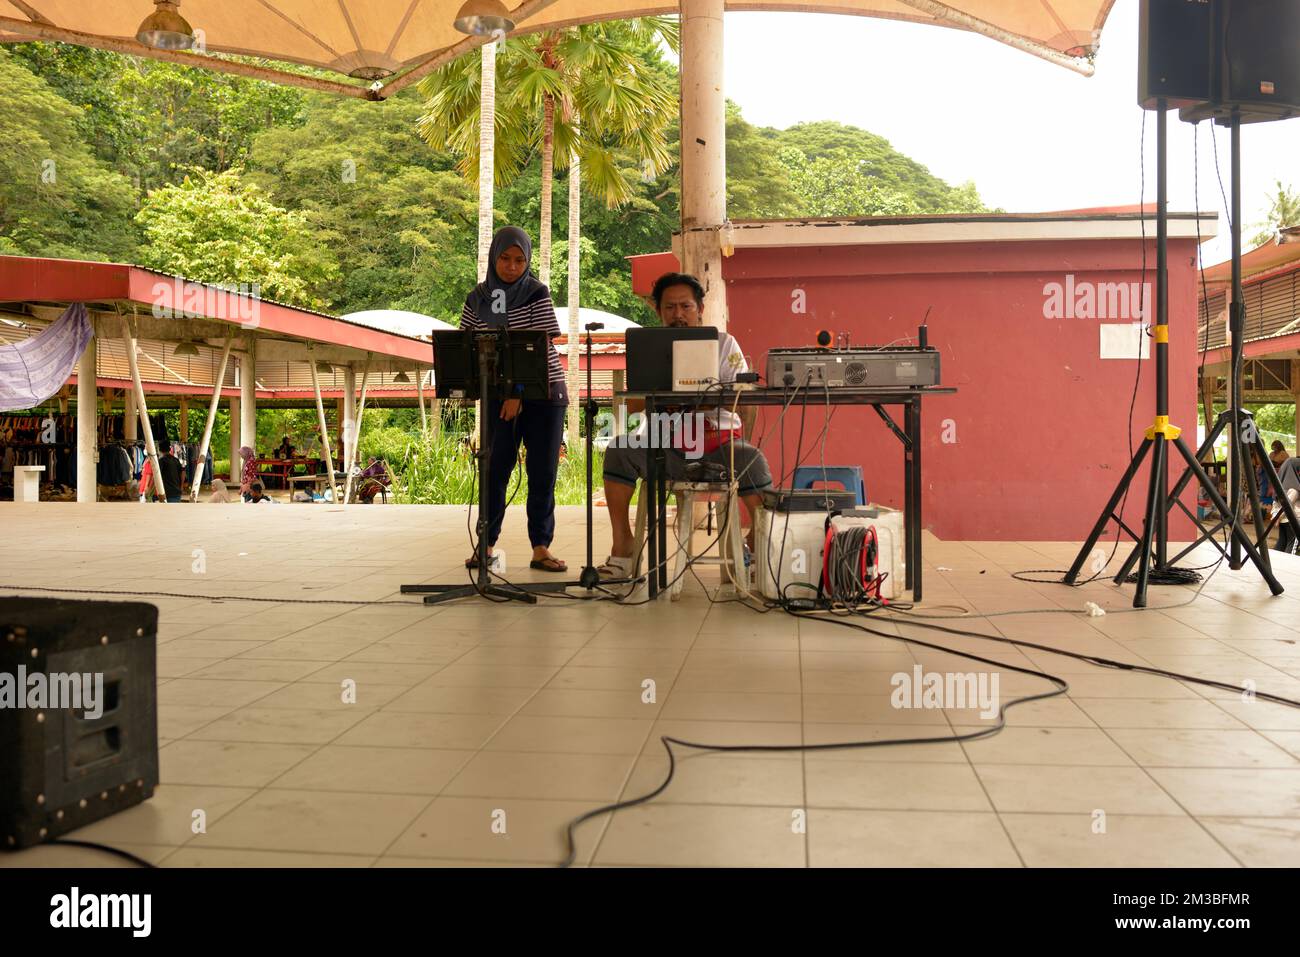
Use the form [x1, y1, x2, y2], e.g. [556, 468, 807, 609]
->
[460, 286, 567, 397]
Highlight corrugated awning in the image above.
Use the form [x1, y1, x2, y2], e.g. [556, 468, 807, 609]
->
[0, 0, 1114, 99]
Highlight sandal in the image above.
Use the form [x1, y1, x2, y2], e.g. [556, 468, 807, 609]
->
[596, 555, 635, 579]
[529, 556, 568, 573]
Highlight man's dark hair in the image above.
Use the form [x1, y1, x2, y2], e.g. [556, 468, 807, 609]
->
[250, 481, 264, 492]
[651, 272, 705, 309]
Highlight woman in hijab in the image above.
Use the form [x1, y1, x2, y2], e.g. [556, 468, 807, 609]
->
[209, 478, 232, 504]
[461, 225, 569, 572]
[238, 445, 258, 501]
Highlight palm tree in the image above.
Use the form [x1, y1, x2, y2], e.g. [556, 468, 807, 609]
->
[1252, 180, 1300, 247]
[510, 20, 678, 437]
[419, 20, 679, 438]
[417, 39, 533, 273]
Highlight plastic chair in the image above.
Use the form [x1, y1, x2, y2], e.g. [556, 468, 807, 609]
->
[792, 466, 866, 505]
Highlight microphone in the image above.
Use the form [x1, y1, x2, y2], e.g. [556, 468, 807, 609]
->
[584, 321, 605, 332]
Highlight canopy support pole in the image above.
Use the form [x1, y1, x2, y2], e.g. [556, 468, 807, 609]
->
[308, 348, 338, 501]
[75, 324, 97, 503]
[123, 314, 166, 500]
[679, 0, 730, 334]
[418, 369, 428, 438]
[343, 357, 372, 504]
[191, 334, 234, 502]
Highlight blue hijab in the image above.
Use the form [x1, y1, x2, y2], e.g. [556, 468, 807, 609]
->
[468, 226, 546, 325]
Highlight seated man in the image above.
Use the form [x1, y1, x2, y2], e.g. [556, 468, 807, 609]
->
[246, 480, 273, 503]
[274, 435, 296, 459]
[599, 272, 773, 578]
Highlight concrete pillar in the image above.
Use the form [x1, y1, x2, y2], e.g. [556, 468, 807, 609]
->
[1292, 355, 1299, 455]
[417, 368, 428, 437]
[343, 365, 357, 475]
[76, 334, 97, 503]
[336, 397, 346, 460]
[612, 368, 627, 432]
[679, 0, 729, 332]
[124, 387, 138, 441]
[229, 394, 241, 482]
[240, 340, 257, 454]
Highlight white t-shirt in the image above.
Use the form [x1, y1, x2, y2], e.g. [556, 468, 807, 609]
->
[710, 332, 747, 431]
[628, 331, 747, 435]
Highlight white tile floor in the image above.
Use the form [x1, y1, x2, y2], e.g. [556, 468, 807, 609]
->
[2, 501, 1300, 867]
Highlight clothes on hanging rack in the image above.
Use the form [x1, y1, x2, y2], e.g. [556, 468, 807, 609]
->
[96, 443, 133, 485]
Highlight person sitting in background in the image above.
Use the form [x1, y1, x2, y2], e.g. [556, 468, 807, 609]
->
[357, 456, 391, 504]
[246, 481, 273, 503]
[1253, 448, 1275, 510]
[1273, 457, 1300, 554]
[238, 445, 258, 501]
[158, 448, 183, 503]
[209, 478, 232, 503]
[275, 435, 296, 459]
[1271, 440, 1290, 470]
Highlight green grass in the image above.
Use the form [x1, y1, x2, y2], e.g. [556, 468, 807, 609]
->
[387, 429, 605, 506]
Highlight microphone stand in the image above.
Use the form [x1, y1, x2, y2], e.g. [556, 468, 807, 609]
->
[579, 321, 604, 589]
[572, 321, 636, 596]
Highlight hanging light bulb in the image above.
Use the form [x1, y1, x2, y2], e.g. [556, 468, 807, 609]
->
[136, 1, 195, 50]
[453, 0, 515, 36]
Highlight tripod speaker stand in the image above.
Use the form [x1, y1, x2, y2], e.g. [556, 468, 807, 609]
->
[1064, 103, 1285, 607]
[401, 329, 575, 605]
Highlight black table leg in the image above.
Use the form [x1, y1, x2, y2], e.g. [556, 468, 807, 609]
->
[644, 396, 659, 600]
[906, 398, 922, 602]
[657, 440, 669, 592]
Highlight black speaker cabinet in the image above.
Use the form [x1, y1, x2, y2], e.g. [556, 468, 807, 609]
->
[1143, 0, 1300, 123]
[1138, 0, 1215, 109]
[1211, 0, 1300, 122]
[0, 597, 159, 850]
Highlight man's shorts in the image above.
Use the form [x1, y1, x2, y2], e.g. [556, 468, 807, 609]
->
[603, 435, 773, 495]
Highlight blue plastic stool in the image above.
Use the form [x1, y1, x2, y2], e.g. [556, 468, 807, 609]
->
[793, 466, 866, 505]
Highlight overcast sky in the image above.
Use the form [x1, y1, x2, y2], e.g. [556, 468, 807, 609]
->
[720, 0, 1300, 267]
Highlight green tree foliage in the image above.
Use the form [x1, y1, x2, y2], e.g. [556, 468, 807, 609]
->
[724, 102, 800, 219]
[6, 42, 305, 191]
[4, 39, 993, 319]
[771, 120, 987, 213]
[135, 167, 337, 309]
[1251, 181, 1300, 247]
[245, 93, 479, 318]
[497, 149, 676, 320]
[0, 52, 141, 259]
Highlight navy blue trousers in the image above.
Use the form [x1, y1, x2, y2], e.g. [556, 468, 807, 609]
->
[484, 397, 567, 548]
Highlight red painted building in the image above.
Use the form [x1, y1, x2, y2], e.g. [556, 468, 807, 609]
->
[632, 208, 1216, 541]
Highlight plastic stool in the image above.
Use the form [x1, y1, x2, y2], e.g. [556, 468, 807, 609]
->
[793, 466, 866, 505]
[633, 482, 747, 600]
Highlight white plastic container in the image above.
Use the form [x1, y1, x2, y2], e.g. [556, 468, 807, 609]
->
[754, 507, 830, 601]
